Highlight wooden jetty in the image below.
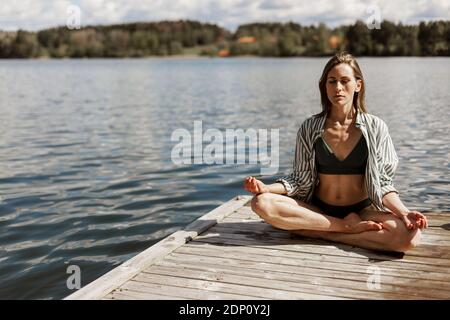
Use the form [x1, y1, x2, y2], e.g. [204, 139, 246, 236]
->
[65, 195, 450, 300]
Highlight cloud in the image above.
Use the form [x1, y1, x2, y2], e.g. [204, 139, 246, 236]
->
[0, 0, 448, 31]
[259, 0, 297, 10]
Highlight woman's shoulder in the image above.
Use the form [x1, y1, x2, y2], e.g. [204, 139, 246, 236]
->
[294, 115, 318, 139]
[299, 114, 324, 129]
[361, 112, 389, 130]
[361, 113, 392, 139]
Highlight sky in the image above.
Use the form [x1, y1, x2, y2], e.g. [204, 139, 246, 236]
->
[0, 0, 449, 31]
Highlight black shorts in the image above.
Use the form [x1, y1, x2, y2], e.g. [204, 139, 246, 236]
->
[311, 195, 372, 219]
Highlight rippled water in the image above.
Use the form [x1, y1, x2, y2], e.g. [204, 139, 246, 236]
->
[0, 57, 448, 299]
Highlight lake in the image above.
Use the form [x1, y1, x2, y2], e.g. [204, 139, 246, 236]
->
[0, 57, 448, 299]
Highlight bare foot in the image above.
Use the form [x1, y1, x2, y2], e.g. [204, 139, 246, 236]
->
[342, 213, 383, 233]
[291, 213, 383, 240]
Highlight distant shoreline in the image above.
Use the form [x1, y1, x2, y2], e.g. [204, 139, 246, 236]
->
[1, 20, 448, 59]
[3, 55, 449, 61]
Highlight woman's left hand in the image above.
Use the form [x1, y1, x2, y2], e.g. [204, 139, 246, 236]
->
[401, 210, 428, 230]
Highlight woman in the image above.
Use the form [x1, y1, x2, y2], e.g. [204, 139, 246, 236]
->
[244, 52, 427, 253]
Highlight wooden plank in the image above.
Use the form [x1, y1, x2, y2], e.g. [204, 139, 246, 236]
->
[215, 221, 450, 257]
[202, 226, 450, 267]
[407, 244, 450, 259]
[162, 251, 450, 295]
[195, 235, 450, 273]
[220, 217, 450, 244]
[422, 216, 450, 223]
[230, 208, 259, 216]
[154, 258, 443, 299]
[134, 271, 343, 300]
[222, 215, 450, 252]
[200, 226, 405, 261]
[193, 233, 450, 273]
[143, 264, 406, 300]
[420, 227, 450, 235]
[106, 289, 188, 300]
[121, 279, 263, 300]
[422, 212, 450, 218]
[220, 217, 450, 241]
[65, 195, 251, 300]
[174, 243, 450, 284]
[229, 213, 261, 220]
[224, 220, 450, 252]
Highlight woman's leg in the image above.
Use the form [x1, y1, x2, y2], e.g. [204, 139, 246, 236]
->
[251, 193, 382, 233]
[292, 205, 422, 252]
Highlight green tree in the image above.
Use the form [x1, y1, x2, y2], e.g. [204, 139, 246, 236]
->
[104, 29, 130, 57]
[346, 21, 372, 55]
[0, 31, 16, 58]
[419, 21, 448, 56]
[11, 30, 41, 58]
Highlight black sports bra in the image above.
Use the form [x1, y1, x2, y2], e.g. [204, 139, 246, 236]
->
[314, 135, 368, 174]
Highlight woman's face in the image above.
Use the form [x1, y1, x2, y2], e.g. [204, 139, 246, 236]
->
[326, 63, 362, 108]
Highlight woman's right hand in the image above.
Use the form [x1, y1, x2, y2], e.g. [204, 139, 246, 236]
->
[243, 176, 270, 195]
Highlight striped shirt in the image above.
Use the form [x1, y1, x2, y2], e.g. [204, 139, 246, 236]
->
[276, 110, 399, 212]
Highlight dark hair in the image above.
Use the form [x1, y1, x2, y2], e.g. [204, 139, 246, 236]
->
[316, 52, 367, 117]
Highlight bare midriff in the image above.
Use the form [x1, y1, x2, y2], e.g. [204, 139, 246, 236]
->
[313, 116, 370, 206]
[314, 173, 369, 206]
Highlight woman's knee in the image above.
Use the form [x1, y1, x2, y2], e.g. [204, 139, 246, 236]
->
[359, 211, 422, 252]
[251, 193, 274, 217]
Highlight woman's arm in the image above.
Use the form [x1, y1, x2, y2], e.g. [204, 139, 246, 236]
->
[377, 124, 400, 198]
[266, 182, 288, 194]
[377, 121, 427, 229]
[257, 182, 288, 194]
[275, 121, 314, 198]
[382, 191, 428, 229]
[245, 119, 312, 197]
[382, 191, 409, 217]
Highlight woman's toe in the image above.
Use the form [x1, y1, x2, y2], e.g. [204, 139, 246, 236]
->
[366, 221, 383, 231]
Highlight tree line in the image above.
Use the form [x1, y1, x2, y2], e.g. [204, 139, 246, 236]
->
[0, 19, 448, 58]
